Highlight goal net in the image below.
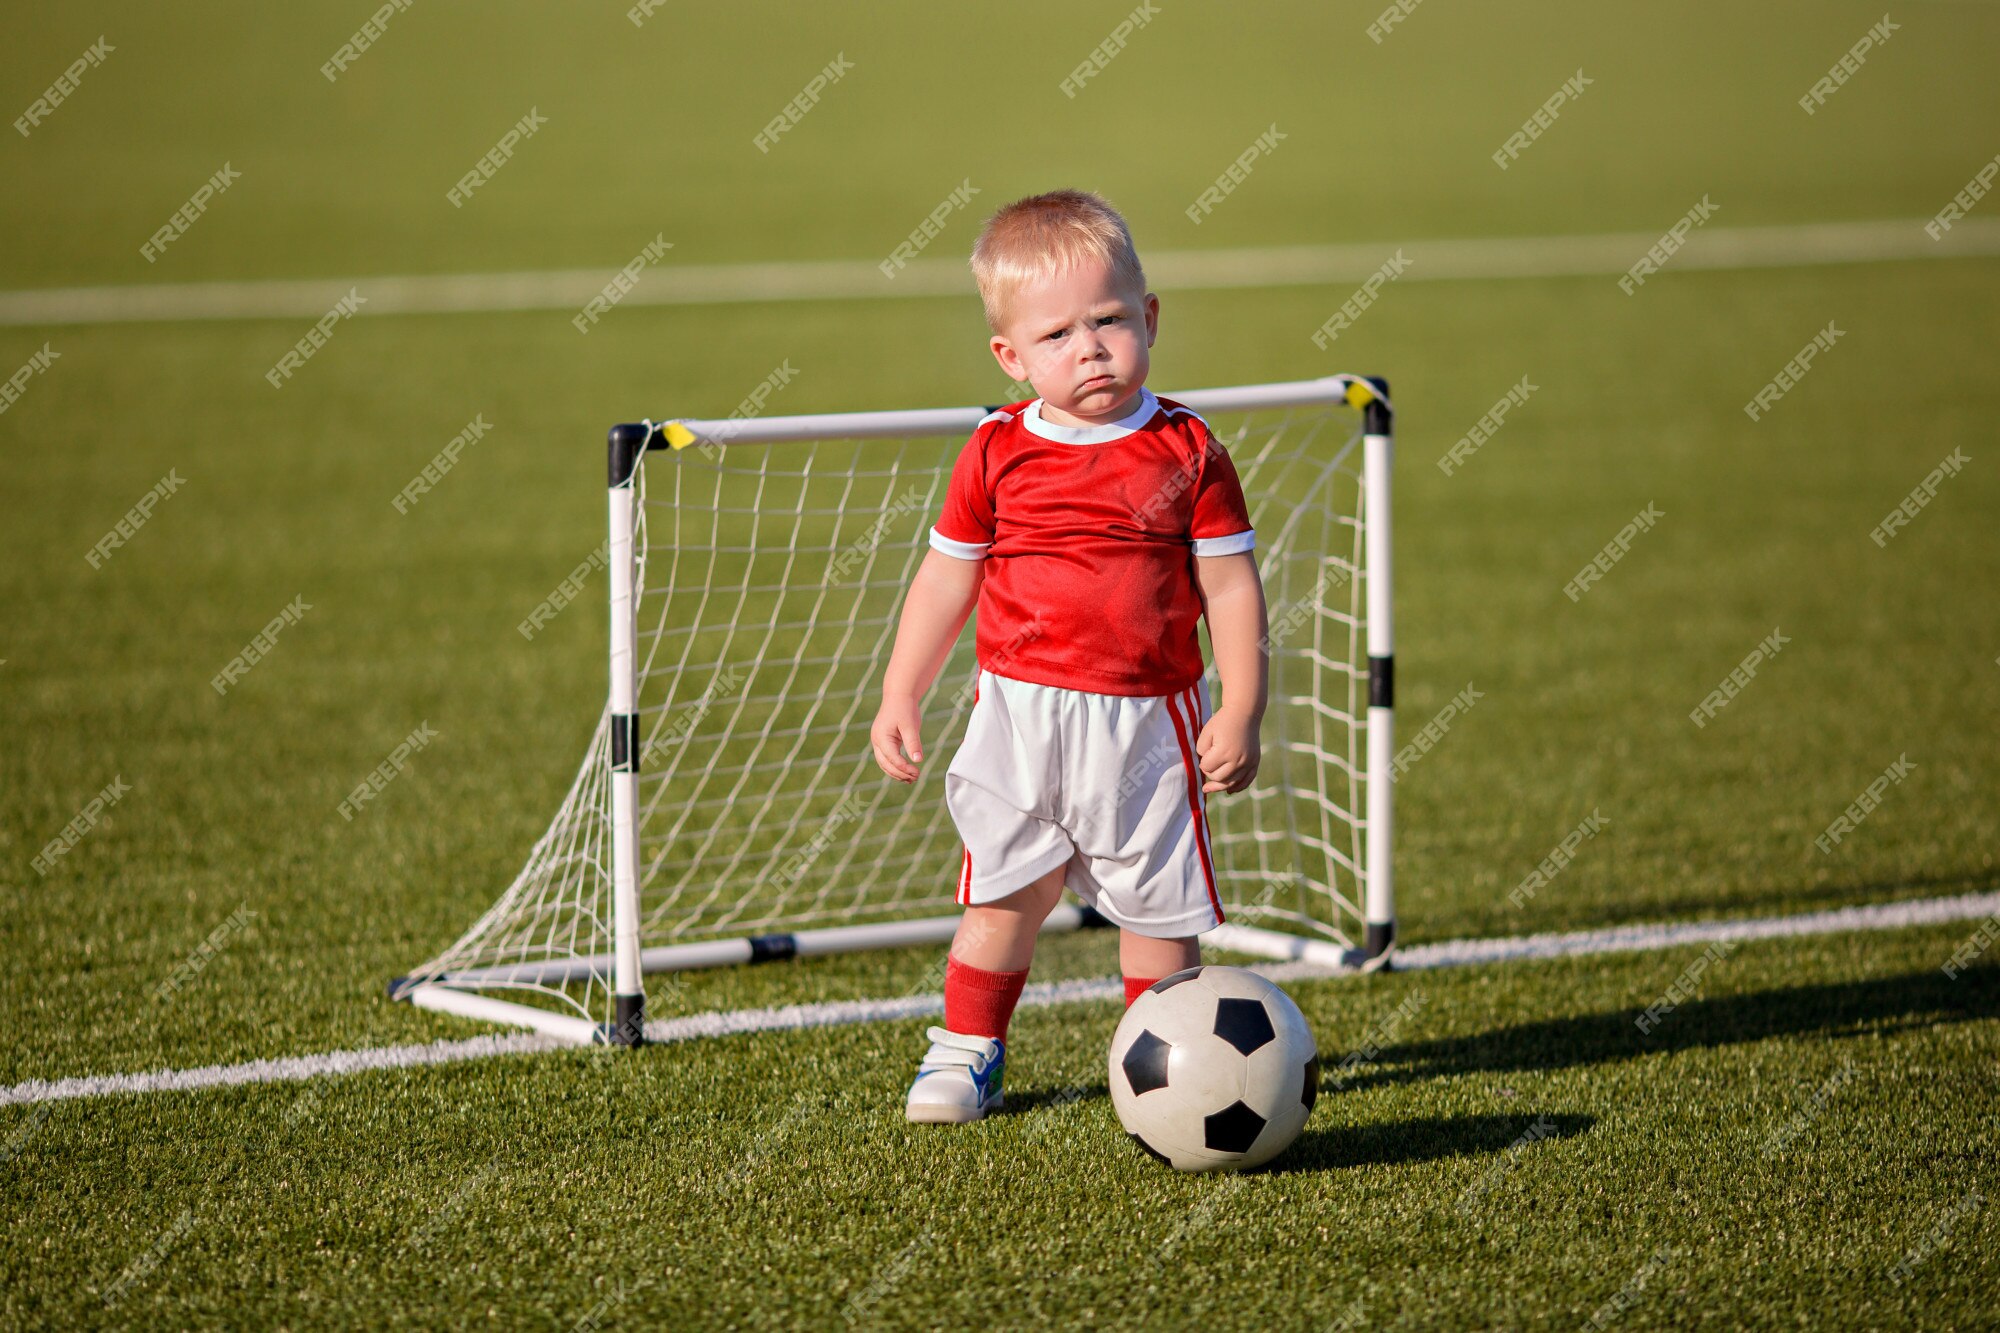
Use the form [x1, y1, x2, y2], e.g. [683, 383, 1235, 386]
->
[392, 374, 1395, 1045]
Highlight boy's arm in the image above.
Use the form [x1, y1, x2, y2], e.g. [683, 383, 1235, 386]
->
[872, 549, 984, 783]
[1193, 551, 1268, 794]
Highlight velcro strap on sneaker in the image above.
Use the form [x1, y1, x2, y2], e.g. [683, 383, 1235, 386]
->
[920, 1025, 998, 1072]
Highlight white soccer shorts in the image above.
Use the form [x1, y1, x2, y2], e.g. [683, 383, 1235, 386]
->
[944, 668, 1226, 939]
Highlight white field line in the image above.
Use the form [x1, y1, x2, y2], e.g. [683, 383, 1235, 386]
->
[3, 217, 1997, 328]
[3, 889, 1994, 1108]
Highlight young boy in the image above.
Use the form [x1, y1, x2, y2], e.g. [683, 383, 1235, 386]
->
[869, 189, 1270, 1124]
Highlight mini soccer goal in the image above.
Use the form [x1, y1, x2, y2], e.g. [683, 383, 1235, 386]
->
[391, 373, 1396, 1046]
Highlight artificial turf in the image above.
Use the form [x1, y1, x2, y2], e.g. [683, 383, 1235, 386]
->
[3, 924, 1995, 1328]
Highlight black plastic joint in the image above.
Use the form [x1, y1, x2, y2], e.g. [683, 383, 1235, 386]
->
[610, 713, 640, 772]
[1368, 655, 1394, 709]
[610, 993, 646, 1047]
[608, 422, 651, 489]
[1364, 921, 1395, 962]
[746, 934, 800, 964]
[1363, 376, 1392, 435]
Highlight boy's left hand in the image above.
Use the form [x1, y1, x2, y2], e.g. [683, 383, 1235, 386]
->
[1195, 707, 1260, 794]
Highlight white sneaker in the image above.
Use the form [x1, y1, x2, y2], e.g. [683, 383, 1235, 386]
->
[905, 1026, 1005, 1124]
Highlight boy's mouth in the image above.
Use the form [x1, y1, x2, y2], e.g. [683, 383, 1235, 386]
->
[1080, 374, 1116, 391]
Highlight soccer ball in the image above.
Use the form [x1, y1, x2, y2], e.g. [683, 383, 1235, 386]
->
[1108, 965, 1320, 1172]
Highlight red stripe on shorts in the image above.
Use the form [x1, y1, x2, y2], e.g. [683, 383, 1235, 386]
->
[958, 675, 980, 906]
[1163, 690, 1224, 924]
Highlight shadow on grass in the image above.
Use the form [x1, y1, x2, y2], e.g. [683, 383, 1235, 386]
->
[1001, 965, 1989, 1173]
[1265, 1111, 1594, 1175]
[1004, 1082, 1596, 1176]
[1004, 1083, 1108, 1114]
[1341, 964, 1997, 1092]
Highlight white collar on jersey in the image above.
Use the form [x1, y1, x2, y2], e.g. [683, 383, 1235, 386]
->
[1021, 385, 1160, 445]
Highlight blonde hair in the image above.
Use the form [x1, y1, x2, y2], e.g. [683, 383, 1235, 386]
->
[968, 189, 1147, 333]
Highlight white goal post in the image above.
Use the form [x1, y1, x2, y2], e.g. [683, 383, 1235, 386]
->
[392, 373, 1396, 1046]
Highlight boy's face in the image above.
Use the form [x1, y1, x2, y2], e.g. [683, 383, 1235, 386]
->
[989, 257, 1159, 426]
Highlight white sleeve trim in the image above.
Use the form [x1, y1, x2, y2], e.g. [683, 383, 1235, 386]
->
[1192, 529, 1255, 557]
[929, 527, 991, 560]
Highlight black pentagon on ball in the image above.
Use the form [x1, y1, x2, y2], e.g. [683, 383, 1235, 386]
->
[1127, 1132, 1173, 1167]
[1121, 1029, 1173, 1096]
[1213, 997, 1276, 1055]
[1301, 1053, 1320, 1114]
[1147, 967, 1205, 995]
[1204, 1100, 1267, 1154]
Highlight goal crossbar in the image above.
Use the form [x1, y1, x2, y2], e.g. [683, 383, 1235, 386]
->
[643, 373, 1385, 450]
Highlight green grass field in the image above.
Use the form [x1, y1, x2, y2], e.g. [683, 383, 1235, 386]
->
[3, 1, 1998, 1328]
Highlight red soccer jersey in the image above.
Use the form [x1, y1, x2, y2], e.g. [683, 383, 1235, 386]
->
[928, 385, 1255, 696]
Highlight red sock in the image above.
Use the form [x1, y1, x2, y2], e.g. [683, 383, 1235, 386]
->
[1125, 976, 1161, 1007]
[945, 957, 1029, 1041]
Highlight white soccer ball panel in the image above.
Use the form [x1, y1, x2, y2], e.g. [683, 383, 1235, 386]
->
[1163, 1141, 1244, 1174]
[1241, 1025, 1317, 1110]
[1165, 1031, 1250, 1110]
[1119, 980, 1220, 1049]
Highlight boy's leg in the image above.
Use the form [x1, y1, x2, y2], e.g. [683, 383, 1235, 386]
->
[944, 863, 1065, 1040]
[907, 865, 1065, 1124]
[914, 666, 1073, 1121]
[952, 861, 1067, 971]
[1119, 928, 1200, 1007]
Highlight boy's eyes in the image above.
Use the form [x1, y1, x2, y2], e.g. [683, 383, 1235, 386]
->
[1043, 315, 1124, 340]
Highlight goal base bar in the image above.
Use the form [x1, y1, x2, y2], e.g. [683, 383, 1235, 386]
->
[394, 914, 1373, 1043]
[395, 908, 1384, 994]
[1204, 922, 1369, 971]
[391, 903, 1116, 993]
[403, 982, 606, 1045]
[402, 919, 1372, 1047]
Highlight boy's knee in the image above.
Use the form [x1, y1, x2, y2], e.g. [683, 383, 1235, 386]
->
[1018, 864, 1070, 907]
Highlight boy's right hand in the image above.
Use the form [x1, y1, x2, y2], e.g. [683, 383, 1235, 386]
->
[871, 696, 925, 783]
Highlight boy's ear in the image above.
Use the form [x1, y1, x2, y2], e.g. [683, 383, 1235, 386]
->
[1144, 292, 1160, 347]
[989, 335, 1030, 383]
